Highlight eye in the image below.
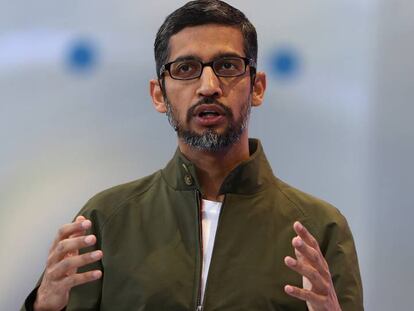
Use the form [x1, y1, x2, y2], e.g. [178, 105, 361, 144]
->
[221, 62, 236, 70]
[177, 63, 193, 72]
[170, 60, 200, 78]
[214, 58, 244, 76]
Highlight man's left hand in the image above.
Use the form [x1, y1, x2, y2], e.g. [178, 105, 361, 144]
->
[284, 221, 341, 311]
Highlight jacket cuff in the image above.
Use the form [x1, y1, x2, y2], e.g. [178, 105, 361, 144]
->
[22, 286, 39, 311]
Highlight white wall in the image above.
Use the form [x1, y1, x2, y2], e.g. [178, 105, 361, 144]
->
[367, 0, 414, 308]
[1, 1, 412, 310]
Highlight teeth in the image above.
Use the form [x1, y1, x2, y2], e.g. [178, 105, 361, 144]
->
[200, 111, 219, 117]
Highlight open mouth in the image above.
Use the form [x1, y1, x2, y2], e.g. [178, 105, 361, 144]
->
[198, 110, 221, 118]
[192, 104, 227, 126]
[193, 104, 226, 118]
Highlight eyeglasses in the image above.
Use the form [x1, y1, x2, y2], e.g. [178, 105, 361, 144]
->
[159, 56, 256, 80]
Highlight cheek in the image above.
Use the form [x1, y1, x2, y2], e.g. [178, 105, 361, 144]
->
[224, 77, 251, 97]
[166, 88, 193, 121]
[228, 86, 252, 113]
[166, 82, 194, 105]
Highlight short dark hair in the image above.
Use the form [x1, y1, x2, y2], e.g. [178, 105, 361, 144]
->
[154, 0, 258, 79]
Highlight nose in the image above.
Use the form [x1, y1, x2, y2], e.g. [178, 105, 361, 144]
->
[196, 66, 223, 98]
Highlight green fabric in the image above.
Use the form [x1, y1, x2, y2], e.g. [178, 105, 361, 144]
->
[23, 139, 363, 310]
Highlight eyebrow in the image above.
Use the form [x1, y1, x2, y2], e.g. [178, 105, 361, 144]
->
[170, 52, 245, 63]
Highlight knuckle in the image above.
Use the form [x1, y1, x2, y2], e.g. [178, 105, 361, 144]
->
[56, 240, 65, 253]
[311, 251, 319, 263]
[61, 258, 72, 271]
[322, 269, 331, 279]
[321, 282, 330, 294]
[310, 269, 319, 281]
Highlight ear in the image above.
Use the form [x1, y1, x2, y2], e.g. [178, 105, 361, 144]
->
[251, 71, 266, 107]
[150, 79, 167, 113]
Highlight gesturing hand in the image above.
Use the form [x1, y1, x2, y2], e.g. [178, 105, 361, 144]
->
[34, 216, 103, 311]
[284, 221, 341, 311]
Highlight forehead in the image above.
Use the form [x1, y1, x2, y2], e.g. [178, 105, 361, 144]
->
[168, 24, 245, 61]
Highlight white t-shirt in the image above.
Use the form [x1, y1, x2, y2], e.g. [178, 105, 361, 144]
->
[200, 199, 223, 304]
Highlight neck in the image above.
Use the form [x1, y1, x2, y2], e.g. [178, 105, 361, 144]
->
[178, 132, 250, 202]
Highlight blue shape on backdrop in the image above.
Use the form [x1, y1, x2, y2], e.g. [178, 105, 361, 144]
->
[269, 47, 300, 80]
[66, 38, 98, 73]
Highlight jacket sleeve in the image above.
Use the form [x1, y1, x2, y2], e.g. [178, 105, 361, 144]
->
[20, 286, 39, 311]
[319, 213, 364, 311]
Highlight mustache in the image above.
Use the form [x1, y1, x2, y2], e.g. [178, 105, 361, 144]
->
[186, 97, 233, 122]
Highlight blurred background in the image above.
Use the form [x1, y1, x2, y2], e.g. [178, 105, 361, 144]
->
[1, 0, 413, 310]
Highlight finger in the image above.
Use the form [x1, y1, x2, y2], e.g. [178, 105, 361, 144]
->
[51, 219, 92, 250]
[284, 285, 324, 305]
[69, 229, 87, 239]
[70, 216, 87, 238]
[293, 222, 330, 272]
[75, 215, 86, 222]
[292, 236, 330, 277]
[293, 221, 320, 251]
[49, 235, 97, 264]
[63, 270, 102, 290]
[284, 256, 329, 294]
[49, 250, 103, 279]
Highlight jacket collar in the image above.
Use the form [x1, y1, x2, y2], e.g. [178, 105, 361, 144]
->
[161, 138, 276, 195]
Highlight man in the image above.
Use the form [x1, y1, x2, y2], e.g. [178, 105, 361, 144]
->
[23, 1, 363, 310]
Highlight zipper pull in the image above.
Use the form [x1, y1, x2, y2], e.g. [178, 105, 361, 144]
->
[196, 306, 203, 311]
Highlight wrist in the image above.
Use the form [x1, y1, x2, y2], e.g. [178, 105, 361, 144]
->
[33, 295, 57, 311]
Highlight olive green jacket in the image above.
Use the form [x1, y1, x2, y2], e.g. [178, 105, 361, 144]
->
[24, 139, 363, 310]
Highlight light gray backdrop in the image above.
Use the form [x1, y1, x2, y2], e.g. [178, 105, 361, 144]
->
[1, 0, 413, 310]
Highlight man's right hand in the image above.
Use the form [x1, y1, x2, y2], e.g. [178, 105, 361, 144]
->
[34, 216, 103, 311]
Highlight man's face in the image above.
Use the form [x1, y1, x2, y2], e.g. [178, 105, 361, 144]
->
[161, 24, 255, 152]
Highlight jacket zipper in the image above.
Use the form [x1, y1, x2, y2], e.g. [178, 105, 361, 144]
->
[195, 190, 203, 311]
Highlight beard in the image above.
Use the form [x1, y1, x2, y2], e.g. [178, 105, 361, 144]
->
[165, 96, 251, 152]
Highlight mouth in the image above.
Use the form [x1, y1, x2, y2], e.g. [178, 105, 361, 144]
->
[198, 110, 221, 118]
[194, 104, 226, 117]
[192, 104, 227, 126]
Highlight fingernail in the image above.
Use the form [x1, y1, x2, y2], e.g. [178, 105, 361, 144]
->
[295, 237, 303, 247]
[295, 221, 303, 230]
[93, 271, 102, 279]
[285, 257, 296, 266]
[84, 235, 94, 245]
[91, 251, 101, 259]
[81, 220, 91, 229]
[285, 285, 293, 293]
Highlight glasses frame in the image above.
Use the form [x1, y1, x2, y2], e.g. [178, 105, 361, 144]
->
[159, 56, 257, 80]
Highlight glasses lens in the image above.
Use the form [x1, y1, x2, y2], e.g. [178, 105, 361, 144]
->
[170, 60, 201, 80]
[214, 58, 245, 77]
